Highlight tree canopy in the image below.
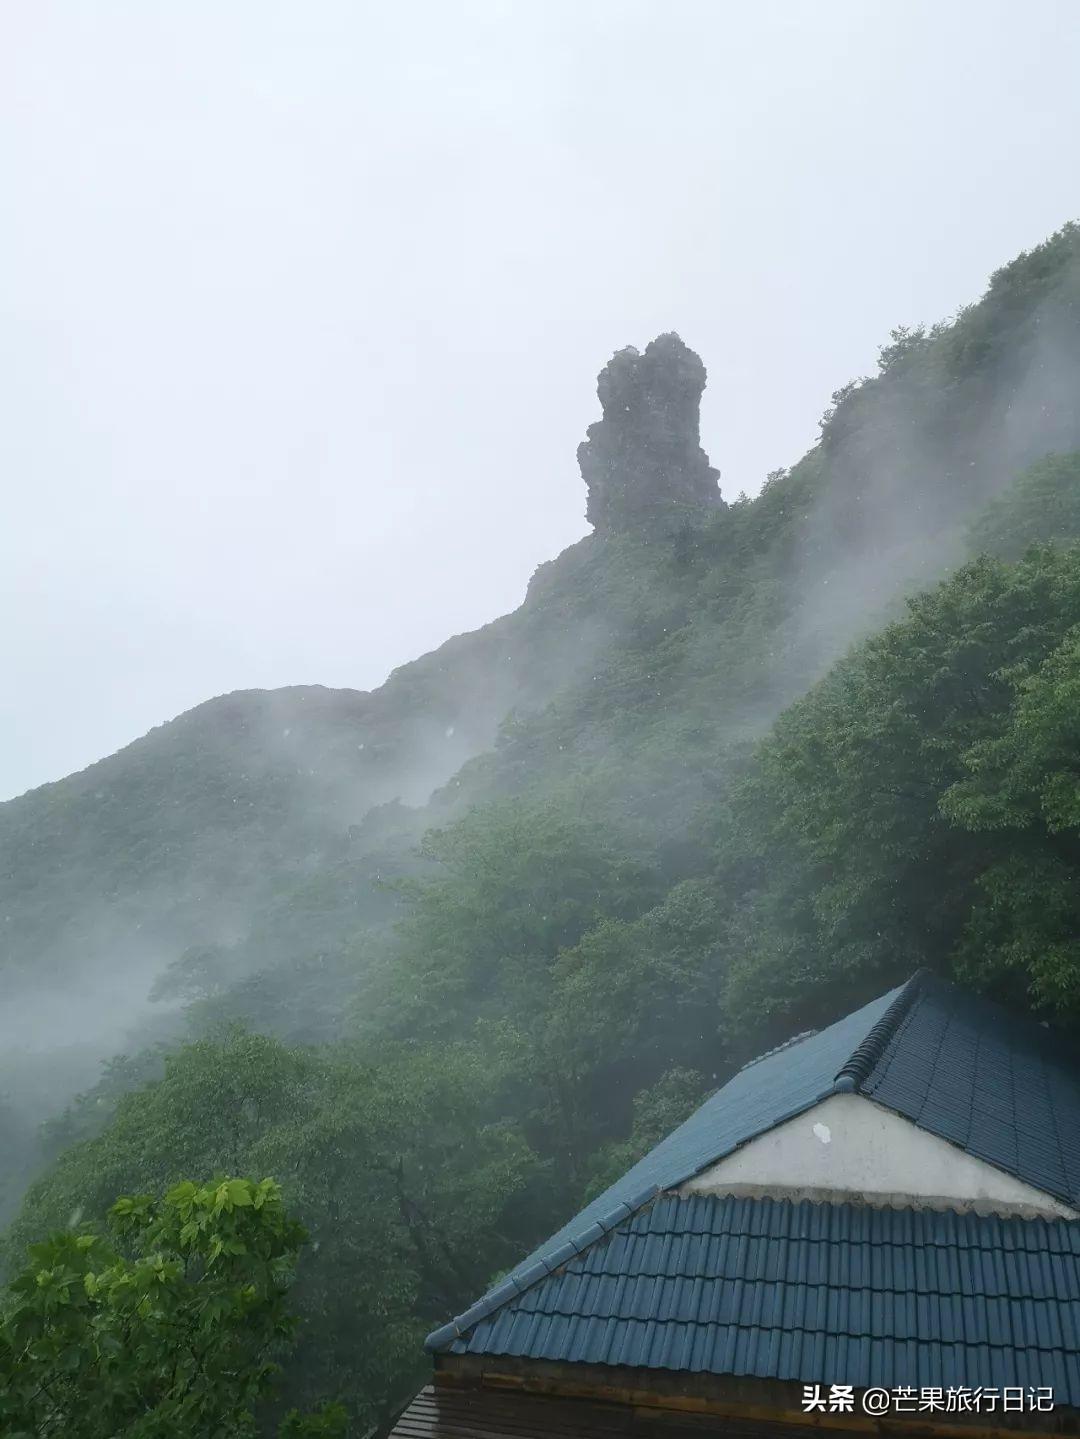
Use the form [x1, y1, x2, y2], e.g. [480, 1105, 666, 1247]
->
[0, 1176, 345, 1439]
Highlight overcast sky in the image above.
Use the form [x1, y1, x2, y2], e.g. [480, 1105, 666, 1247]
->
[2, 0, 1079, 800]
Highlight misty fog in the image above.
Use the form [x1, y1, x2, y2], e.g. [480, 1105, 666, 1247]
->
[3, 0, 1080, 798]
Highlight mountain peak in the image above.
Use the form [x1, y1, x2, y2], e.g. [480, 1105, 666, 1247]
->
[578, 332, 723, 533]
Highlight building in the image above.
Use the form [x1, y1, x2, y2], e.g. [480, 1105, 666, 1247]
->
[387, 971, 1080, 1436]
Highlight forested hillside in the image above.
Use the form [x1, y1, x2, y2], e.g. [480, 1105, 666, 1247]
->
[4, 225, 1080, 1431]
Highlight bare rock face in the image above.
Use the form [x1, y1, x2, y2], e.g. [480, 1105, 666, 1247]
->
[578, 332, 722, 533]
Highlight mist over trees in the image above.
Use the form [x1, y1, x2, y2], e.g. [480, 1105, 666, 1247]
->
[4, 225, 1080, 1429]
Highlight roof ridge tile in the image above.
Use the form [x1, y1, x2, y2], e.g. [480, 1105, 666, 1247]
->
[832, 968, 929, 1093]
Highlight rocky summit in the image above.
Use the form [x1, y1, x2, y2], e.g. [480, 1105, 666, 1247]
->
[578, 332, 723, 533]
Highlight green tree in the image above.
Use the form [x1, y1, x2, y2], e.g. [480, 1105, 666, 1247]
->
[941, 623, 1080, 1009]
[724, 546, 1080, 1033]
[372, 797, 659, 1037]
[0, 1176, 345, 1439]
[542, 879, 725, 1157]
[5, 1027, 541, 1430]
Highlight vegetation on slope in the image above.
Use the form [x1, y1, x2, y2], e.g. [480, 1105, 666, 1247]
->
[724, 534, 1080, 1039]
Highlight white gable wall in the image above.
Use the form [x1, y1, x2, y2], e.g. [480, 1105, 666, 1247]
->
[680, 1092, 1077, 1218]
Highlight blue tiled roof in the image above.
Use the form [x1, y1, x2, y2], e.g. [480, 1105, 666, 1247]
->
[515, 983, 907, 1273]
[862, 981, 1080, 1211]
[427, 973, 1080, 1377]
[444, 1193, 1080, 1405]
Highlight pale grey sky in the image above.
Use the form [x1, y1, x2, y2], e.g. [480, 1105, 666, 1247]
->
[2, 0, 1078, 800]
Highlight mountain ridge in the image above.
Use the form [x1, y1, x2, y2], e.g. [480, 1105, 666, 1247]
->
[4, 222, 1080, 1119]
